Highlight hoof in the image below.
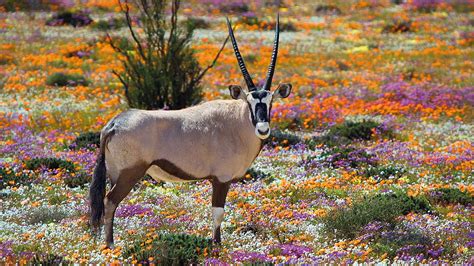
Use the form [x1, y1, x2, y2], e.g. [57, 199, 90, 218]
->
[106, 242, 115, 250]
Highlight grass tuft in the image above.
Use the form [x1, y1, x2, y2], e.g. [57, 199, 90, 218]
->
[123, 233, 212, 264]
[46, 72, 89, 87]
[323, 190, 431, 239]
[25, 157, 76, 173]
[70, 131, 100, 150]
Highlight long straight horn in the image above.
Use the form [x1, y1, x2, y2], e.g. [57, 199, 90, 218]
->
[226, 17, 256, 91]
[263, 14, 280, 91]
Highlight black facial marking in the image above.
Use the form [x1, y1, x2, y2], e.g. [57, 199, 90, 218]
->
[246, 90, 271, 126]
[248, 104, 257, 126]
[255, 102, 268, 122]
[250, 90, 269, 99]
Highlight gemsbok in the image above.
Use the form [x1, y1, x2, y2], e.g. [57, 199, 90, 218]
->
[90, 15, 292, 248]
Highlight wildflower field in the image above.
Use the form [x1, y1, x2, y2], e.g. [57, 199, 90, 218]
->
[1, 0, 473, 264]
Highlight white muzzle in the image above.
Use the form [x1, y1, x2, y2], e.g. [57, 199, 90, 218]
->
[255, 122, 270, 139]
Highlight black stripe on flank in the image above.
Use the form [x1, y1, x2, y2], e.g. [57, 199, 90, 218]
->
[150, 159, 209, 181]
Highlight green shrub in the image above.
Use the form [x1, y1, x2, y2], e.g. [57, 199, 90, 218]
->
[185, 17, 211, 29]
[371, 230, 434, 260]
[429, 188, 473, 205]
[114, 36, 134, 51]
[25, 157, 76, 173]
[307, 120, 393, 148]
[28, 206, 69, 224]
[265, 130, 302, 148]
[328, 120, 379, 140]
[64, 172, 90, 188]
[46, 11, 93, 27]
[70, 132, 100, 150]
[91, 18, 127, 31]
[0, 167, 31, 189]
[46, 72, 89, 87]
[123, 233, 212, 264]
[242, 167, 273, 184]
[323, 190, 431, 239]
[316, 146, 377, 169]
[110, 0, 226, 110]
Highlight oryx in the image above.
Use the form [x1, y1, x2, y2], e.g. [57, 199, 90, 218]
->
[89, 15, 292, 248]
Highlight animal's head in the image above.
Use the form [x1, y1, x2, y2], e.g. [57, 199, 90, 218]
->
[226, 15, 292, 140]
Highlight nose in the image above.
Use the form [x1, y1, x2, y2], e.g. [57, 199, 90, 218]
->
[255, 122, 270, 139]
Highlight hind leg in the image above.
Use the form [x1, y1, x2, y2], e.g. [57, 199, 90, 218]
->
[104, 165, 146, 248]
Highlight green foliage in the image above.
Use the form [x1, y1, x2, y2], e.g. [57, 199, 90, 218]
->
[123, 233, 212, 264]
[185, 17, 210, 29]
[45, 11, 93, 27]
[0, 167, 31, 189]
[91, 18, 127, 31]
[265, 130, 302, 148]
[28, 206, 69, 224]
[49, 60, 69, 68]
[31, 253, 70, 265]
[71, 131, 100, 150]
[243, 167, 273, 184]
[307, 120, 393, 148]
[371, 230, 433, 259]
[429, 188, 473, 206]
[323, 190, 431, 239]
[328, 120, 379, 141]
[115, 36, 134, 51]
[46, 72, 89, 87]
[25, 157, 76, 173]
[318, 146, 377, 169]
[110, 0, 223, 110]
[64, 172, 90, 188]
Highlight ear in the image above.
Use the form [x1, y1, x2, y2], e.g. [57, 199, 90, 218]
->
[273, 83, 292, 98]
[229, 85, 246, 100]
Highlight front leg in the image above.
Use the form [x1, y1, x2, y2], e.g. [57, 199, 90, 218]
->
[211, 177, 230, 244]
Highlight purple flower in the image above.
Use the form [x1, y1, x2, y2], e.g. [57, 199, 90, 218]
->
[116, 204, 153, 218]
[0, 241, 14, 258]
[230, 250, 273, 263]
[269, 243, 312, 258]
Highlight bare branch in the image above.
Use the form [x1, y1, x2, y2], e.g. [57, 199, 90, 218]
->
[167, 0, 179, 51]
[192, 32, 230, 85]
[120, 0, 147, 61]
[112, 70, 132, 104]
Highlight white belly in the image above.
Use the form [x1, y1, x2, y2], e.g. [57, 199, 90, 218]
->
[146, 165, 194, 183]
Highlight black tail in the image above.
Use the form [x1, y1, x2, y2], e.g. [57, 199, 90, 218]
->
[90, 152, 106, 233]
[89, 129, 114, 233]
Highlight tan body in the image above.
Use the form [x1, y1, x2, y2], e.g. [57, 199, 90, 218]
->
[105, 99, 261, 184]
